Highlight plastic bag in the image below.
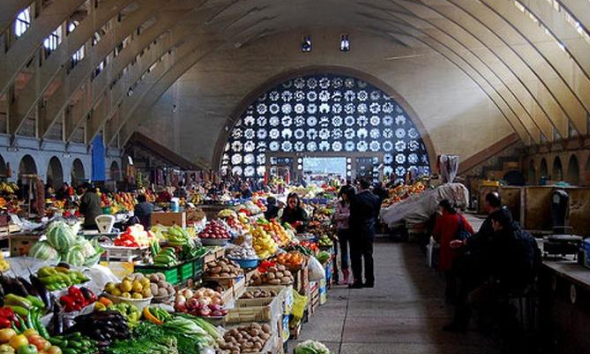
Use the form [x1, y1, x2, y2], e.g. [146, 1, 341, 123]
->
[308, 256, 325, 281]
[292, 289, 308, 321]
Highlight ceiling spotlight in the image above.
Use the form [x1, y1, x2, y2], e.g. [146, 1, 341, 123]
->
[301, 35, 312, 53]
[340, 34, 350, 52]
[172, 104, 178, 113]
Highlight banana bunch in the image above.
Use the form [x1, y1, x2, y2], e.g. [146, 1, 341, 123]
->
[166, 225, 190, 246]
[0, 182, 17, 194]
[0, 252, 9, 271]
[153, 248, 177, 267]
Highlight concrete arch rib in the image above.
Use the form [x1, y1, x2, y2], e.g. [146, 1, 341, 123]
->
[11, 0, 135, 136]
[0, 0, 32, 35]
[474, 0, 588, 134]
[30, 0, 180, 138]
[404, 0, 559, 140]
[114, 40, 226, 146]
[78, 1, 235, 143]
[384, 0, 553, 140]
[0, 0, 86, 98]
[558, 0, 590, 34]
[382, 26, 531, 142]
[376, 12, 540, 142]
[518, 0, 590, 117]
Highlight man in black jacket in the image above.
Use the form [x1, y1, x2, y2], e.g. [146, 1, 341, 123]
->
[349, 179, 380, 288]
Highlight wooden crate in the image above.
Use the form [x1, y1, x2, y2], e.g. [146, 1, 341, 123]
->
[225, 306, 273, 324]
[101, 244, 150, 261]
[152, 212, 186, 227]
[203, 247, 225, 264]
[293, 259, 309, 295]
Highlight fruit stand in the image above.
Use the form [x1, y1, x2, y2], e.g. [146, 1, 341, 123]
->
[0, 190, 339, 354]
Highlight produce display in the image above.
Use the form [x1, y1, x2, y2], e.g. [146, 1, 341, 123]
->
[103, 273, 153, 299]
[217, 323, 271, 354]
[36, 266, 89, 291]
[258, 219, 292, 246]
[318, 236, 333, 247]
[239, 288, 279, 300]
[293, 340, 332, 354]
[59, 287, 96, 313]
[28, 222, 103, 267]
[382, 181, 426, 207]
[272, 251, 306, 271]
[226, 244, 258, 260]
[251, 227, 278, 259]
[250, 262, 294, 286]
[0, 183, 341, 354]
[203, 259, 243, 279]
[113, 225, 154, 247]
[198, 221, 231, 240]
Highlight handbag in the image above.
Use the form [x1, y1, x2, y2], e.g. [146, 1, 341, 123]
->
[455, 214, 472, 241]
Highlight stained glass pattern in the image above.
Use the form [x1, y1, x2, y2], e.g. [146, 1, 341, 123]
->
[222, 74, 429, 179]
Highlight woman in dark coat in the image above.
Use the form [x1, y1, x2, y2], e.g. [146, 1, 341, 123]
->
[280, 193, 308, 233]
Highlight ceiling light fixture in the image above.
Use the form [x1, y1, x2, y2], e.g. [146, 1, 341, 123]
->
[340, 34, 350, 52]
[301, 35, 312, 53]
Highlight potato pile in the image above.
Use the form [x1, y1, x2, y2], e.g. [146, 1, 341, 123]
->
[204, 258, 243, 279]
[240, 288, 279, 300]
[148, 273, 175, 298]
[218, 323, 271, 354]
[250, 264, 294, 286]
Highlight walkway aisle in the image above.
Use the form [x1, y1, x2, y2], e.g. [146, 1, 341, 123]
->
[288, 240, 502, 354]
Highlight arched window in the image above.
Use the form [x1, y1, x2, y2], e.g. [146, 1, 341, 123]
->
[71, 159, 85, 186]
[47, 157, 64, 188]
[221, 74, 430, 181]
[540, 158, 548, 178]
[19, 155, 37, 176]
[566, 155, 580, 185]
[15, 7, 31, 37]
[528, 160, 536, 185]
[553, 156, 563, 181]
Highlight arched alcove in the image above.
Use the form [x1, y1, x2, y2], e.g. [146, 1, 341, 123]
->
[528, 160, 536, 185]
[503, 170, 525, 186]
[553, 156, 563, 181]
[19, 155, 37, 176]
[71, 159, 85, 186]
[47, 157, 64, 188]
[566, 155, 580, 185]
[110, 161, 121, 181]
[540, 158, 548, 179]
[0, 154, 7, 178]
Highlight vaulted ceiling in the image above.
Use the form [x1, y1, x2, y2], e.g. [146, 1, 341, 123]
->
[1, 0, 589, 152]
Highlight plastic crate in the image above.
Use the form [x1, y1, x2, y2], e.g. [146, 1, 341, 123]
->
[180, 262, 194, 281]
[193, 256, 205, 276]
[135, 264, 180, 285]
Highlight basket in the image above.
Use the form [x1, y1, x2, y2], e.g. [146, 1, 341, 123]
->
[228, 258, 260, 269]
[103, 293, 153, 311]
[201, 238, 230, 246]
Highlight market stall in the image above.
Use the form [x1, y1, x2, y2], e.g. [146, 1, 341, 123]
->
[0, 187, 338, 354]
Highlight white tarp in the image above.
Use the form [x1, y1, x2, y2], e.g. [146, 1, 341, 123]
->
[379, 183, 469, 227]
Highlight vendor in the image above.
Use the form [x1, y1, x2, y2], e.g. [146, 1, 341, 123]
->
[280, 193, 308, 233]
[134, 194, 153, 229]
[79, 182, 102, 230]
[264, 196, 280, 220]
[240, 182, 253, 199]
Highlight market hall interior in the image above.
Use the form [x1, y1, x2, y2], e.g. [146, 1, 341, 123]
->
[0, 1, 590, 354]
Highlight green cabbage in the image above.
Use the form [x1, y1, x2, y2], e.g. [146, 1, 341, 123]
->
[28, 241, 60, 262]
[294, 340, 331, 354]
[46, 221, 77, 251]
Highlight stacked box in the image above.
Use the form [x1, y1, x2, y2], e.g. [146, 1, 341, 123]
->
[319, 278, 327, 305]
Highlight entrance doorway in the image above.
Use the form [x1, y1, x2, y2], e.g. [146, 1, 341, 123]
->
[302, 157, 347, 186]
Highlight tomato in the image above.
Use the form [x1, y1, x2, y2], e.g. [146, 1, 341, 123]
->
[16, 345, 38, 354]
[8, 335, 28, 350]
[25, 336, 46, 352]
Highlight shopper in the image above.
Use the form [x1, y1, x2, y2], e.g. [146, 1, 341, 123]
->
[432, 199, 474, 303]
[349, 179, 380, 288]
[264, 196, 280, 220]
[134, 194, 154, 230]
[280, 193, 308, 233]
[240, 182, 253, 199]
[79, 182, 102, 230]
[334, 185, 354, 285]
[372, 181, 389, 207]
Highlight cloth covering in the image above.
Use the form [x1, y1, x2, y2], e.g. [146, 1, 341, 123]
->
[379, 183, 469, 227]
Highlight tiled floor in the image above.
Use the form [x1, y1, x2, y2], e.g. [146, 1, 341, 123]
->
[287, 239, 508, 354]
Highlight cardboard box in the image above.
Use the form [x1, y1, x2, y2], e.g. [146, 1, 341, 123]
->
[152, 212, 186, 227]
[10, 234, 41, 257]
